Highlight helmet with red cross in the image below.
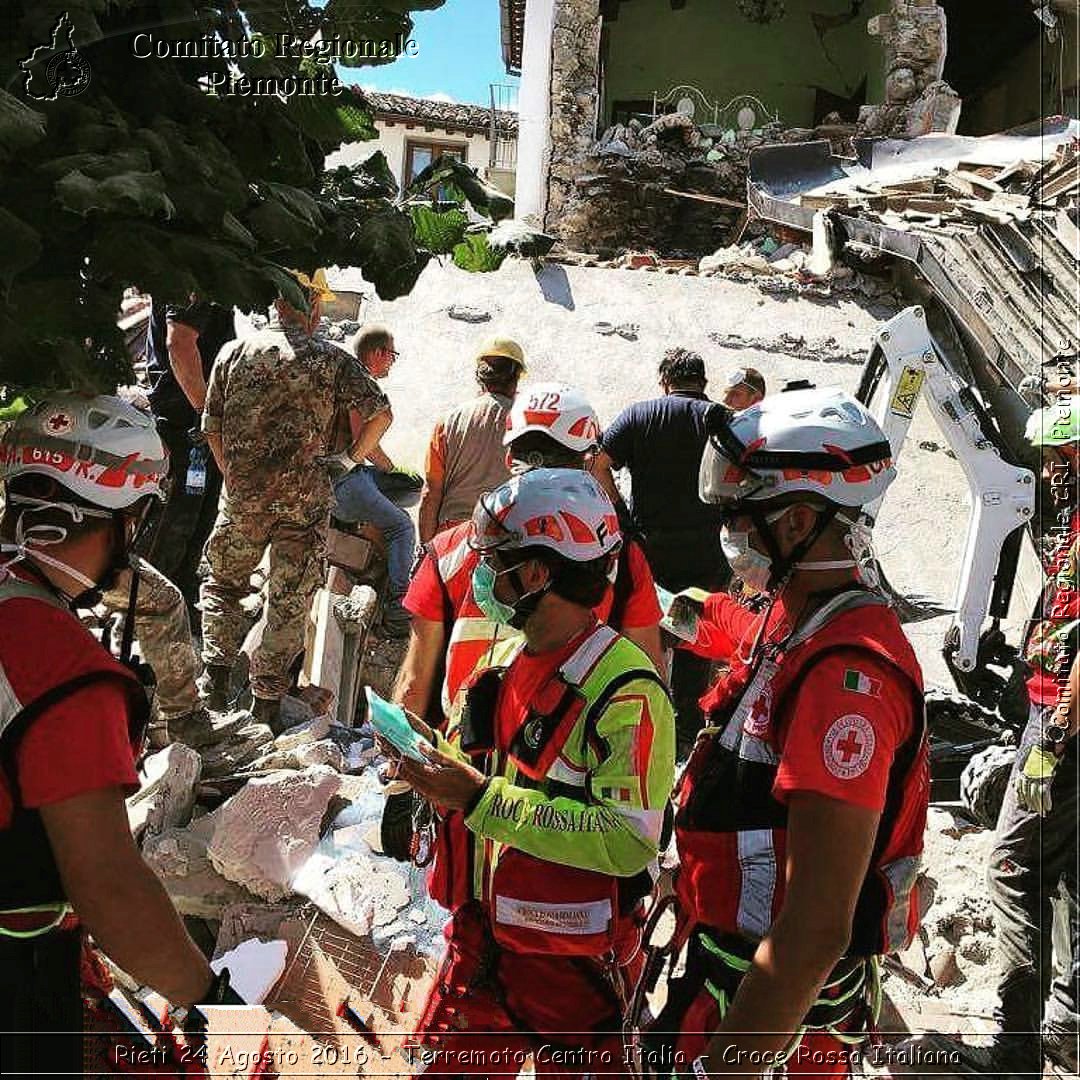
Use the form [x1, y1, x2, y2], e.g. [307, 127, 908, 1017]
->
[1, 393, 168, 510]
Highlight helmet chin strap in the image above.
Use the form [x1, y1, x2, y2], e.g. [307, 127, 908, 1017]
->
[1, 496, 142, 664]
[749, 503, 838, 591]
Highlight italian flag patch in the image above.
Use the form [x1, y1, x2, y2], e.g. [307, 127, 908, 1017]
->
[843, 668, 882, 697]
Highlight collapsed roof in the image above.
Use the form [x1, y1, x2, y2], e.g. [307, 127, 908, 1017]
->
[749, 119, 1080, 452]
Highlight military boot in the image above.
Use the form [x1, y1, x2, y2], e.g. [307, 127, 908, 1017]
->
[251, 695, 285, 735]
[198, 664, 233, 712]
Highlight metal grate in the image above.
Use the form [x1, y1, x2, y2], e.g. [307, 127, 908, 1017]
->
[270, 907, 432, 1045]
[489, 83, 519, 171]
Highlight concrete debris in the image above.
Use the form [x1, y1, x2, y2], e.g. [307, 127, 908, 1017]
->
[708, 329, 868, 366]
[127, 743, 201, 839]
[214, 901, 308, 957]
[929, 946, 963, 988]
[199, 721, 275, 780]
[447, 304, 492, 323]
[292, 847, 411, 938]
[210, 938, 288, 1004]
[143, 816, 256, 919]
[593, 321, 639, 341]
[698, 236, 901, 306]
[272, 710, 331, 753]
[207, 766, 342, 902]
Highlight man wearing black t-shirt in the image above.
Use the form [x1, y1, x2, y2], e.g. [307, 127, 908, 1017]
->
[142, 299, 236, 621]
[594, 348, 730, 756]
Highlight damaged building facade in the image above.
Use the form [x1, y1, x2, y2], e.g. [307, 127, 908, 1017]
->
[501, 0, 1079, 254]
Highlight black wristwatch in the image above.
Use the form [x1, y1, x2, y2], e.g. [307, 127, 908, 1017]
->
[1043, 722, 1070, 753]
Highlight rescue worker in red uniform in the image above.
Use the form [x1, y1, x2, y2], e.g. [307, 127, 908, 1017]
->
[0, 394, 241, 1076]
[641, 388, 929, 1078]
[396, 381, 664, 732]
[392, 469, 675, 1078]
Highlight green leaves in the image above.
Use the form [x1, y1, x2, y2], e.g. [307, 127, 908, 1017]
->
[410, 204, 468, 255]
[349, 203, 431, 299]
[451, 234, 506, 273]
[408, 155, 515, 222]
[55, 169, 176, 219]
[0, 91, 46, 161]
[0, 1, 448, 391]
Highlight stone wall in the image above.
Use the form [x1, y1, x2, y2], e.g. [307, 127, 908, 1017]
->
[543, 0, 602, 244]
[859, 0, 960, 137]
[543, 0, 962, 251]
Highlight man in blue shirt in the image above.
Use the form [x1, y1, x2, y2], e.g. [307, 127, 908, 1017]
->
[594, 348, 732, 755]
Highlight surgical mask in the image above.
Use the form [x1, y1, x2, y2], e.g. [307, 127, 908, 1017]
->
[472, 557, 550, 629]
[0, 496, 113, 599]
[472, 559, 518, 626]
[719, 507, 788, 592]
[721, 505, 863, 591]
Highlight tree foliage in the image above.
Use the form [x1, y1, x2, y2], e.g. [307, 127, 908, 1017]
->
[0, 1, 445, 392]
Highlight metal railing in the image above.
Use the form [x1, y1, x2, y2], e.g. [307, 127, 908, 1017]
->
[489, 81, 519, 170]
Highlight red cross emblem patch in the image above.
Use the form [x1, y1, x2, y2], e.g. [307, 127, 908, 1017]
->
[822, 713, 875, 780]
[44, 410, 74, 435]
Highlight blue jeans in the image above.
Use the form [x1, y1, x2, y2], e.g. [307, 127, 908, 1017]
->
[332, 467, 415, 598]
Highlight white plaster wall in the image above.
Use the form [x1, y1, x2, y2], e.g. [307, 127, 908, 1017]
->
[514, 0, 556, 221]
[327, 119, 494, 192]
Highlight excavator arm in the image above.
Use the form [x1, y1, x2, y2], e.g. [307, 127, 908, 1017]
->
[855, 306, 1037, 679]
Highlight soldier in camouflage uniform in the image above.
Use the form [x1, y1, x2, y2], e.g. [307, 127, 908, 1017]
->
[101, 558, 246, 748]
[199, 272, 391, 731]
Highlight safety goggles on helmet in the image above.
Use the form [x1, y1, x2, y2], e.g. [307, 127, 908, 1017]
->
[700, 387, 895, 511]
[468, 468, 622, 563]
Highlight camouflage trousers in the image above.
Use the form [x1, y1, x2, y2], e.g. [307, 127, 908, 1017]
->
[200, 504, 326, 700]
[102, 558, 202, 719]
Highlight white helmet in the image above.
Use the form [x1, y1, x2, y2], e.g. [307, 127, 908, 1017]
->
[470, 468, 621, 563]
[700, 387, 895, 511]
[504, 383, 602, 454]
[0, 393, 168, 510]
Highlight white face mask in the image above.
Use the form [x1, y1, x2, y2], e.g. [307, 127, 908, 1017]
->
[719, 507, 788, 592]
[721, 505, 866, 590]
[0, 496, 115, 599]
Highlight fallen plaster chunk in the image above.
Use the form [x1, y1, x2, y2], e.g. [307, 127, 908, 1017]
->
[292, 849, 411, 938]
[143, 816, 256, 919]
[207, 766, 342, 901]
[128, 743, 201, 839]
[273, 705, 329, 751]
[211, 938, 288, 1004]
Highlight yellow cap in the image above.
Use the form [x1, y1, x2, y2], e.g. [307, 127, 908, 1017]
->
[474, 335, 526, 372]
[288, 267, 337, 302]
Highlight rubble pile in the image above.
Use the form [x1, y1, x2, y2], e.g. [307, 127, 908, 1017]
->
[883, 808, 1000, 1020]
[695, 234, 902, 305]
[795, 137, 1080, 226]
[567, 115, 846, 257]
[130, 692, 447, 1032]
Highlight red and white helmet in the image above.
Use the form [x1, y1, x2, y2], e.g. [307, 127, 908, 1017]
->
[470, 468, 621, 563]
[0, 393, 168, 510]
[504, 382, 602, 454]
[700, 387, 895, 510]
